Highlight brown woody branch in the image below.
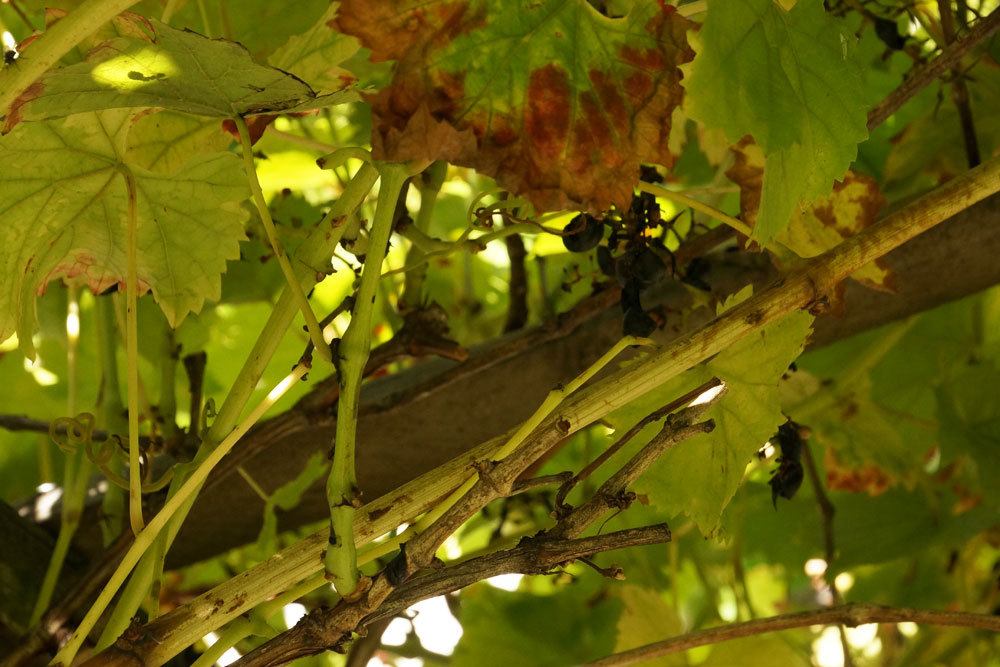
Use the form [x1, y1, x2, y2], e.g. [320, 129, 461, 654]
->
[867, 7, 1000, 131]
[364, 524, 672, 626]
[235, 401, 717, 665]
[585, 603, 1000, 666]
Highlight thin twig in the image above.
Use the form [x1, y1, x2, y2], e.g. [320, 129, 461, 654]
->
[550, 405, 717, 540]
[584, 603, 1000, 666]
[234, 359, 710, 666]
[936, 0, 981, 168]
[503, 231, 529, 333]
[801, 438, 854, 667]
[555, 378, 721, 513]
[867, 7, 1000, 131]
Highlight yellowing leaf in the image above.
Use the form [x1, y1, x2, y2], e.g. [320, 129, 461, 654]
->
[728, 140, 893, 291]
[0, 111, 248, 349]
[613, 585, 685, 667]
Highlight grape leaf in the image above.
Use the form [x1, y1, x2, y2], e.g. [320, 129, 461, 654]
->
[333, 0, 694, 212]
[452, 583, 621, 666]
[702, 636, 811, 667]
[686, 0, 868, 242]
[727, 140, 892, 291]
[268, 3, 361, 92]
[4, 14, 357, 131]
[0, 110, 248, 352]
[624, 287, 814, 536]
[126, 110, 231, 173]
[613, 585, 685, 667]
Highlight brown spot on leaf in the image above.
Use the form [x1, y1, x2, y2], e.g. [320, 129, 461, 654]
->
[525, 64, 571, 163]
[335, 1, 694, 212]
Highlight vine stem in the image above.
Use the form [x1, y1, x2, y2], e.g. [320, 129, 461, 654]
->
[234, 115, 332, 365]
[0, 0, 142, 117]
[637, 182, 752, 237]
[123, 172, 145, 536]
[413, 335, 652, 535]
[52, 364, 309, 666]
[81, 154, 1000, 666]
[190, 535, 406, 667]
[584, 603, 1000, 666]
[325, 162, 411, 593]
[94, 163, 378, 648]
[29, 288, 85, 625]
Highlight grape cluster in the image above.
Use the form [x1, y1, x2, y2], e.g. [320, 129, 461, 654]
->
[561, 171, 676, 336]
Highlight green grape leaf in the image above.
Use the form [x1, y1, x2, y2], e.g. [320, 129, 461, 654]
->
[624, 288, 814, 536]
[686, 0, 868, 242]
[702, 636, 811, 667]
[613, 585, 685, 667]
[0, 110, 248, 351]
[126, 110, 231, 173]
[452, 583, 621, 667]
[333, 0, 695, 212]
[4, 14, 357, 130]
[937, 360, 1000, 501]
[268, 3, 361, 92]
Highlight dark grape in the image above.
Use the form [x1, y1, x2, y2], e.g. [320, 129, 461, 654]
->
[596, 245, 614, 277]
[622, 307, 656, 337]
[620, 279, 642, 313]
[874, 17, 906, 51]
[682, 257, 712, 292]
[768, 421, 805, 508]
[632, 247, 667, 286]
[562, 213, 604, 253]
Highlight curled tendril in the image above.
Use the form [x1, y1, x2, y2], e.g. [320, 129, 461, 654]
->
[49, 412, 96, 454]
[48, 412, 174, 494]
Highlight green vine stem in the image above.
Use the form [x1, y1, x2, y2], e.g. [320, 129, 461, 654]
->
[234, 115, 332, 365]
[95, 163, 379, 649]
[190, 535, 406, 667]
[124, 171, 145, 536]
[325, 161, 411, 594]
[29, 289, 88, 625]
[95, 152, 1000, 666]
[0, 0, 143, 117]
[413, 335, 651, 534]
[95, 296, 127, 546]
[54, 363, 310, 665]
[400, 160, 447, 310]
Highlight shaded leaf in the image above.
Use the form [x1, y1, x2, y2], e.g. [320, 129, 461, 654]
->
[5, 14, 356, 130]
[0, 110, 248, 348]
[686, 0, 868, 241]
[613, 585, 685, 667]
[333, 0, 695, 212]
[452, 583, 621, 666]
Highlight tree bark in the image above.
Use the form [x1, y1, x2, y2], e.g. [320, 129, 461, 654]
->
[38, 193, 1000, 569]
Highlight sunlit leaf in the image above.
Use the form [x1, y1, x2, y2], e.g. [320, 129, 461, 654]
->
[0, 110, 248, 348]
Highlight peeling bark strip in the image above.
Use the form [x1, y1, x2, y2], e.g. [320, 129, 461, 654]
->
[332, 0, 694, 212]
